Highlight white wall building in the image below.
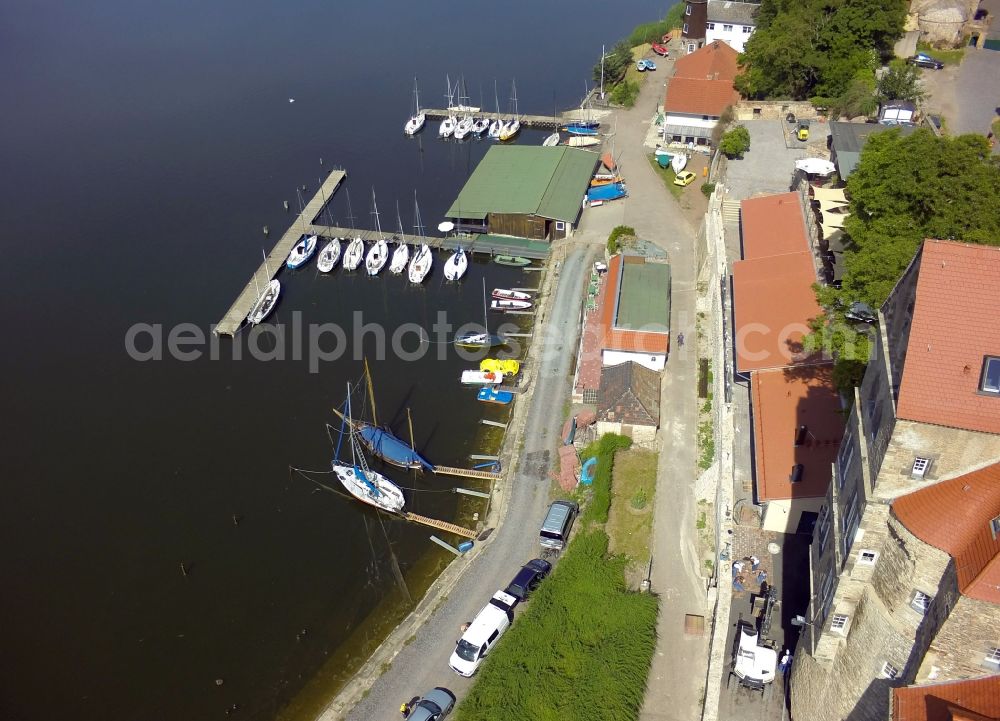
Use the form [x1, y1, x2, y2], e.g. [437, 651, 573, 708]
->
[705, 0, 759, 53]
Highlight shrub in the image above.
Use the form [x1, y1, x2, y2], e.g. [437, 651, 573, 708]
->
[609, 79, 640, 108]
[719, 126, 751, 159]
[579, 434, 632, 524]
[606, 225, 635, 254]
[701, 182, 716, 197]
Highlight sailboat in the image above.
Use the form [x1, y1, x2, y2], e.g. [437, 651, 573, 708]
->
[444, 246, 468, 281]
[671, 153, 688, 173]
[408, 195, 433, 284]
[438, 75, 457, 139]
[542, 132, 560, 146]
[331, 383, 406, 513]
[317, 237, 341, 272]
[455, 279, 506, 349]
[342, 189, 364, 271]
[499, 80, 521, 141]
[389, 201, 410, 274]
[286, 234, 317, 269]
[488, 80, 503, 140]
[246, 249, 280, 325]
[365, 190, 389, 276]
[404, 77, 425, 135]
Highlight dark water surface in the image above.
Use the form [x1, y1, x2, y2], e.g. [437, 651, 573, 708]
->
[0, 2, 659, 719]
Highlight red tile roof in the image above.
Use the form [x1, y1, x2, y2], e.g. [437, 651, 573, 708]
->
[674, 40, 740, 81]
[751, 366, 844, 501]
[597, 255, 670, 355]
[733, 251, 822, 372]
[895, 240, 1000, 435]
[893, 676, 1000, 721]
[664, 77, 741, 117]
[664, 41, 741, 117]
[740, 193, 810, 260]
[892, 463, 1000, 604]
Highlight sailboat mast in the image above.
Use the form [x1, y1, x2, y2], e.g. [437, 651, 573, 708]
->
[396, 200, 406, 241]
[346, 382, 357, 467]
[407, 408, 415, 454]
[372, 188, 383, 240]
[364, 358, 378, 426]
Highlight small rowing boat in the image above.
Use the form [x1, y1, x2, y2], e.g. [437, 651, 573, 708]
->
[491, 299, 532, 311]
[493, 255, 531, 267]
[492, 288, 531, 301]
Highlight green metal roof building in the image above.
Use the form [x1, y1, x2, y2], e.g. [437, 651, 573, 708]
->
[446, 145, 600, 241]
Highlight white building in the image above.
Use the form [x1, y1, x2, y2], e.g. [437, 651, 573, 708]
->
[705, 0, 759, 52]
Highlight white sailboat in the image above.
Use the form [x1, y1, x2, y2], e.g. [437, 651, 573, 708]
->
[488, 79, 503, 139]
[365, 190, 389, 276]
[499, 80, 521, 141]
[444, 246, 468, 281]
[389, 200, 410, 274]
[246, 249, 281, 325]
[455, 279, 505, 349]
[408, 196, 432, 284]
[404, 77, 425, 136]
[438, 75, 457, 139]
[341, 189, 364, 271]
[317, 237, 341, 272]
[332, 383, 406, 514]
[542, 132, 560, 146]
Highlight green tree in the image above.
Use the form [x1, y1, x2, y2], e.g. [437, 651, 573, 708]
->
[834, 70, 878, 118]
[719, 126, 751, 158]
[665, 1, 685, 29]
[593, 41, 633, 86]
[806, 129, 1000, 388]
[876, 60, 924, 104]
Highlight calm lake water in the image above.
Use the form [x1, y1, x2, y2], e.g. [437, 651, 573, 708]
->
[0, 1, 661, 718]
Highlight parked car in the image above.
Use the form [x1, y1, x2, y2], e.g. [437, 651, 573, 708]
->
[539, 500, 580, 551]
[673, 170, 697, 187]
[406, 687, 456, 721]
[907, 53, 944, 69]
[448, 590, 517, 677]
[504, 558, 552, 602]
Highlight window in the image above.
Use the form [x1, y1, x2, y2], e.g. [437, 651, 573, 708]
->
[683, 23, 689, 34]
[857, 549, 878, 566]
[743, 25, 752, 33]
[831, 614, 849, 633]
[881, 661, 899, 679]
[985, 647, 1000, 669]
[555, 221, 565, 231]
[819, 569, 836, 620]
[911, 457, 931, 479]
[991, 515, 1000, 539]
[707, 22, 715, 29]
[685, 3, 691, 15]
[981, 357, 1000, 394]
[817, 505, 832, 556]
[842, 490, 861, 557]
[910, 590, 932, 614]
[837, 436, 855, 490]
[723, 24, 733, 31]
[867, 398, 883, 442]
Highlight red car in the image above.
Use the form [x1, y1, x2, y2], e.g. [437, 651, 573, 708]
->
[652, 42, 670, 57]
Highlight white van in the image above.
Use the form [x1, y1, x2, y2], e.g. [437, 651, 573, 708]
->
[448, 590, 517, 677]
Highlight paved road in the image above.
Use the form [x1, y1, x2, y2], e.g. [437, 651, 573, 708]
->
[341, 245, 593, 720]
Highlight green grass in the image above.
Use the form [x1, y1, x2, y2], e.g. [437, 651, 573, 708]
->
[454, 434, 657, 721]
[453, 530, 658, 721]
[917, 41, 965, 65]
[697, 420, 715, 470]
[647, 154, 685, 199]
[607, 448, 658, 563]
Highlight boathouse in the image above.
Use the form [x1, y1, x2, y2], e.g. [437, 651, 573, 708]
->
[445, 146, 600, 241]
[598, 254, 672, 371]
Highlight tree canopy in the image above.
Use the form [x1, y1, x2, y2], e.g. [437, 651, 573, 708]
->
[735, 0, 907, 101]
[806, 129, 1000, 388]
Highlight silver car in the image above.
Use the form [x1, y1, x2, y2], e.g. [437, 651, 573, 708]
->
[407, 687, 456, 721]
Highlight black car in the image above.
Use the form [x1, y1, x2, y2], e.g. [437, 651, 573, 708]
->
[906, 53, 944, 69]
[504, 558, 552, 602]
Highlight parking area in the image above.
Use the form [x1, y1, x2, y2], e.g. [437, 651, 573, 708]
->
[723, 120, 830, 202]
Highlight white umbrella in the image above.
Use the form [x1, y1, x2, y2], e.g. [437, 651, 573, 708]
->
[795, 158, 836, 175]
[438, 221, 455, 233]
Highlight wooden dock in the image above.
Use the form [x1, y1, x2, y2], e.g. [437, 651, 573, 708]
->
[404, 512, 477, 539]
[308, 224, 550, 261]
[421, 108, 566, 131]
[436, 465, 502, 481]
[215, 169, 347, 336]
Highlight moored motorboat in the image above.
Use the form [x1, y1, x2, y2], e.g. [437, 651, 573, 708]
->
[286, 234, 317, 269]
[247, 279, 280, 325]
[480, 358, 520, 376]
[317, 238, 341, 272]
[477, 387, 514, 405]
[461, 370, 505, 385]
[444, 247, 468, 281]
[408, 244, 433, 283]
[542, 132, 560, 146]
[492, 255, 531, 267]
[492, 288, 531, 301]
[343, 237, 365, 270]
[491, 298, 532, 311]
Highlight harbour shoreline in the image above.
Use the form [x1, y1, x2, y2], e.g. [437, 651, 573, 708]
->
[306, 242, 568, 721]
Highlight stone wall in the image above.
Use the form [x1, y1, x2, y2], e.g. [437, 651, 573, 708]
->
[734, 100, 822, 122]
[920, 595, 1000, 681]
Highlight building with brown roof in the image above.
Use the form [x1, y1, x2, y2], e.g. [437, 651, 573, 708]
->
[596, 254, 671, 371]
[596, 361, 661, 444]
[792, 240, 1000, 721]
[893, 676, 1000, 721]
[662, 40, 740, 145]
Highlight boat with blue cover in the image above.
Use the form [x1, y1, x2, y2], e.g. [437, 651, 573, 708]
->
[477, 387, 514, 404]
[562, 124, 599, 136]
[587, 182, 628, 202]
[286, 234, 317, 269]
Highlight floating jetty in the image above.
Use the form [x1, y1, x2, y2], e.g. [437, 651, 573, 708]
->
[406, 512, 477, 539]
[421, 109, 565, 131]
[435, 465, 502, 482]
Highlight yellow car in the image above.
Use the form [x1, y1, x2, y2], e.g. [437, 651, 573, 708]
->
[796, 121, 810, 141]
[673, 170, 697, 187]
